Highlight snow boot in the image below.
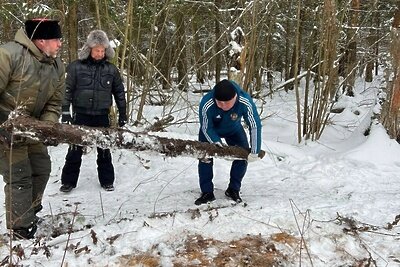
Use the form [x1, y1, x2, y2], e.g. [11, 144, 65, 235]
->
[60, 184, 75, 192]
[225, 188, 242, 203]
[102, 184, 115, 191]
[195, 192, 216, 205]
[12, 223, 37, 240]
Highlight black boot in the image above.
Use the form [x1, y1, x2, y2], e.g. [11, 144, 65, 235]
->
[195, 192, 216, 205]
[225, 187, 242, 203]
[60, 184, 75, 192]
[33, 204, 43, 214]
[101, 184, 115, 191]
[12, 224, 37, 240]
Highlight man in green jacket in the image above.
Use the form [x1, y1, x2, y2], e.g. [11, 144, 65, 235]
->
[0, 19, 65, 239]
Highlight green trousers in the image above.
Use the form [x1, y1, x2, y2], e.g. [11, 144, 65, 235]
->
[0, 142, 50, 229]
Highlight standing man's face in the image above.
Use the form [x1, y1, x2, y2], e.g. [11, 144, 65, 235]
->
[91, 45, 106, 61]
[34, 39, 62, 58]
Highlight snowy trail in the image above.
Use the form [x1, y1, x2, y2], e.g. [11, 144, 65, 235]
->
[1, 136, 400, 266]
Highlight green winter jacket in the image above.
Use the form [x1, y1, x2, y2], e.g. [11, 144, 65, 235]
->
[0, 28, 65, 124]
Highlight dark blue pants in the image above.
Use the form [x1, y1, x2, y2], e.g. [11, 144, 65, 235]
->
[61, 113, 115, 187]
[198, 127, 249, 193]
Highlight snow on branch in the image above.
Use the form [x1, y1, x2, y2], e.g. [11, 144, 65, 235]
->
[228, 27, 246, 85]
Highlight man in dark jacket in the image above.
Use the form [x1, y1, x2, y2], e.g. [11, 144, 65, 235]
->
[60, 30, 127, 193]
[0, 19, 65, 239]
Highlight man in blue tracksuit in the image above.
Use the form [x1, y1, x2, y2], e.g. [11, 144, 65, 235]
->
[195, 79, 262, 205]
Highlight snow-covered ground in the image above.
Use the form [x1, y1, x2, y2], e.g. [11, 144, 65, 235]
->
[1, 76, 400, 266]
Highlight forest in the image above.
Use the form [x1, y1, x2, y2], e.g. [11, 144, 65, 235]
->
[2, 0, 400, 142]
[2, 1, 400, 266]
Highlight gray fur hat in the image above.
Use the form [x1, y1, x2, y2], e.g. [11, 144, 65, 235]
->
[78, 30, 115, 60]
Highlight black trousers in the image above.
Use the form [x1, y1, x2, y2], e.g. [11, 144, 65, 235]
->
[61, 113, 115, 187]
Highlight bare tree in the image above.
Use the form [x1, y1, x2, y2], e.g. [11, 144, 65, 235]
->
[66, 0, 78, 62]
[381, 5, 400, 140]
[305, 0, 339, 141]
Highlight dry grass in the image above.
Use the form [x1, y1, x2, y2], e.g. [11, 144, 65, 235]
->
[119, 253, 160, 267]
[115, 232, 299, 267]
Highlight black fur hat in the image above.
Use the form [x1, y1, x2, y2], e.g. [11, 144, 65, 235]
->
[78, 30, 115, 60]
[25, 19, 62, 40]
[214, 79, 237, 101]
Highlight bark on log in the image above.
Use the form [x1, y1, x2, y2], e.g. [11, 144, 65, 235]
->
[1, 115, 263, 160]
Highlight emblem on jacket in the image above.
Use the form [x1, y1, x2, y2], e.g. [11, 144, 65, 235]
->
[230, 113, 238, 121]
[216, 115, 221, 119]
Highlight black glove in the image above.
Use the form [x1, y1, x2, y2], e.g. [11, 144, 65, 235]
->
[0, 128, 11, 147]
[43, 138, 59, 146]
[61, 105, 72, 124]
[118, 113, 127, 127]
[61, 113, 72, 124]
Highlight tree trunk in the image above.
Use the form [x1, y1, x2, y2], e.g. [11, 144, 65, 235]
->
[306, 0, 338, 141]
[175, 10, 188, 91]
[94, 0, 102, 29]
[156, 8, 172, 90]
[193, 19, 206, 84]
[284, 1, 293, 92]
[342, 0, 360, 96]
[214, 0, 222, 83]
[293, 0, 302, 143]
[243, 1, 260, 94]
[67, 0, 78, 62]
[381, 6, 400, 140]
[364, 35, 375, 83]
[0, 116, 264, 161]
[119, 0, 133, 72]
[228, 27, 246, 86]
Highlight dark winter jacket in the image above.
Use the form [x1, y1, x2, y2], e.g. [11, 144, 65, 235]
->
[0, 28, 65, 124]
[63, 57, 126, 116]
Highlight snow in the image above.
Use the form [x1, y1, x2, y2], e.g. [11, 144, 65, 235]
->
[1, 76, 400, 266]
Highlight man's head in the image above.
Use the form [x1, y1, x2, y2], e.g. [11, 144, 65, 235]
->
[25, 19, 62, 58]
[214, 79, 237, 111]
[78, 30, 115, 61]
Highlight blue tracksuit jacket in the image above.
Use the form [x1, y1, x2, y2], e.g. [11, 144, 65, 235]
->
[199, 81, 262, 154]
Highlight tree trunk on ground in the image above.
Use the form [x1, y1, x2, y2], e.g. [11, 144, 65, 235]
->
[0, 116, 264, 161]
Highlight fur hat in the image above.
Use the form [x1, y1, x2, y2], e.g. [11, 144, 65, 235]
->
[78, 30, 115, 60]
[214, 79, 237, 101]
[25, 19, 62, 40]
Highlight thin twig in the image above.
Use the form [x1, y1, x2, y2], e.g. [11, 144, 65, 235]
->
[289, 199, 313, 267]
[49, 202, 54, 225]
[61, 203, 79, 267]
[100, 192, 105, 219]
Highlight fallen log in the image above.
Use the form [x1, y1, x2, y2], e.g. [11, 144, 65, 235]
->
[0, 115, 264, 160]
